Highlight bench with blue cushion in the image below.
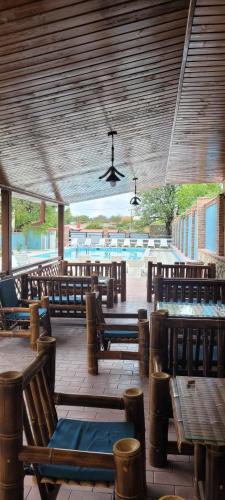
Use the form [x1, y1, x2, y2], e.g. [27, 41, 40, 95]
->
[21, 274, 99, 318]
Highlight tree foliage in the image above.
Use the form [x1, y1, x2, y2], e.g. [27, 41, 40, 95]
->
[176, 183, 221, 213]
[139, 185, 177, 235]
[13, 199, 74, 233]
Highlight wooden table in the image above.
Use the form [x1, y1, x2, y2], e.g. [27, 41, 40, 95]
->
[170, 376, 225, 500]
[157, 301, 225, 319]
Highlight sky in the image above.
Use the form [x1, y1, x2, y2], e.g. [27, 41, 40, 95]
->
[70, 192, 133, 217]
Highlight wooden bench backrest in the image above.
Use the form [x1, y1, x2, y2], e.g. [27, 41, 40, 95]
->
[147, 261, 216, 302]
[21, 275, 98, 304]
[150, 311, 225, 377]
[154, 276, 225, 304]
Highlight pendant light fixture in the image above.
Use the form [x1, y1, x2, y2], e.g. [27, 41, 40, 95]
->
[99, 130, 125, 187]
[130, 177, 141, 206]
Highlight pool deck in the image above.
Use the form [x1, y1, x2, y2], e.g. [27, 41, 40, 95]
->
[0, 249, 194, 499]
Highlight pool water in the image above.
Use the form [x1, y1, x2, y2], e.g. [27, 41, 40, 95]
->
[35, 246, 146, 261]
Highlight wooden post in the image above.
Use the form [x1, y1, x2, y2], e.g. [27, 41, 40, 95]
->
[60, 260, 67, 275]
[29, 303, 40, 350]
[107, 278, 114, 308]
[111, 261, 118, 303]
[123, 388, 146, 490]
[138, 309, 147, 320]
[147, 261, 153, 302]
[37, 336, 56, 395]
[114, 438, 145, 499]
[149, 310, 168, 376]
[121, 261, 126, 302]
[194, 444, 206, 499]
[205, 445, 225, 500]
[58, 204, 64, 260]
[21, 273, 28, 300]
[0, 370, 24, 499]
[1, 189, 12, 274]
[138, 319, 149, 378]
[40, 296, 52, 336]
[153, 275, 163, 309]
[86, 292, 98, 375]
[149, 372, 170, 467]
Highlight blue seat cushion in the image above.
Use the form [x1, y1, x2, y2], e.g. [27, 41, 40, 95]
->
[39, 418, 134, 482]
[6, 307, 47, 321]
[0, 278, 19, 307]
[103, 330, 138, 340]
[48, 295, 83, 305]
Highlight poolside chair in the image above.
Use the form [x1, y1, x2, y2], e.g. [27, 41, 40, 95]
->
[84, 237, 92, 247]
[159, 238, 169, 248]
[123, 238, 131, 247]
[86, 292, 149, 377]
[136, 239, 143, 247]
[0, 277, 51, 349]
[4, 337, 146, 500]
[147, 239, 155, 248]
[110, 238, 118, 247]
[71, 237, 78, 247]
[97, 237, 106, 246]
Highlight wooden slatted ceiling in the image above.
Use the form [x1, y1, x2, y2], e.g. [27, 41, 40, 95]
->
[167, 0, 225, 184]
[0, 0, 189, 203]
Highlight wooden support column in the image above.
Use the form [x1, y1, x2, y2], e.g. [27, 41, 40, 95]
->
[1, 189, 12, 274]
[58, 204, 64, 260]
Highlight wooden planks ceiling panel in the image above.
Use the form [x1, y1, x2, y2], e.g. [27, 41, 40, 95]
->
[167, 0, 225, 184]
[0, 0, 189, 202]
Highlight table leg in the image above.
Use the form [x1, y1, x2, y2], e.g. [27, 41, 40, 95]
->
[205, 445, 225, 500]
[194, 444, 205, 499]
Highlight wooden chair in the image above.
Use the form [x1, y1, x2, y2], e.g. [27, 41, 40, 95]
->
[86, 292, 149, 378]
[21, 274, 99, 318]
[149, 310, 225, 468]
[0, 336, 147, 500]
[0, 277, 51, 349]
[147, 261, 216, 302]
[154, 275, 225, 308]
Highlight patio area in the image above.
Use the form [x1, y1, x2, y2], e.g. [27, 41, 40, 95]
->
[0, 251, 193, 500]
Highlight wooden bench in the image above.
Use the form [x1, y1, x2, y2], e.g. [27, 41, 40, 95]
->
[0, 336, 146, 499]
[61, 260, 127, 303]
[154, 276, 225, 308]
[149, 310, 225, 468]
[147, 261, 216, 302]
[86, 292, 149, 378]
[21, 274, 99, 318]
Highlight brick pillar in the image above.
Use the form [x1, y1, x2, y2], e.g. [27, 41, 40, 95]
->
[218, 194, 224, 256]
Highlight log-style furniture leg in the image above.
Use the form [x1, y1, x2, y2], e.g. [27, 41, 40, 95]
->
[205, 445, 225, 500]
[149, 372, 170, 467]
[114, 438, 145, 499]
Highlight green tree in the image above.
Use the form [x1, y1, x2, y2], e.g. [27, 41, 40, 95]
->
[73, 214, 89, 224]
[85, 220, 102, 229]
[176, 183, 222, 213]
[139, 185, 177, 235]
[64, 207, 74, 224]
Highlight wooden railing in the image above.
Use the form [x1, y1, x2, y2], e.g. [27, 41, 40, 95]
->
[147, 261, 216, 302]
[12, 258, 61, 299]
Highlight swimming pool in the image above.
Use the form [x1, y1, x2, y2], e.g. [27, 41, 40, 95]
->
[35, 246, 146, 261]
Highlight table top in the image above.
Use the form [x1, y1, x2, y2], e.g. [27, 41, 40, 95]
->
[157, 301, 225, 318]
[170, 376, 225, 447]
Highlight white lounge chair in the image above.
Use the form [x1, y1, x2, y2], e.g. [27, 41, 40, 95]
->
[123, 238, 131, 247]
[147, 239, 155, 248]
[110, 238, 118, 247]
[136, 239, 143, 247]
[84, 237, 92, 247]
[159, 238, 169, 248]
[71, 237, 78, 247]
[97, 238, 106, 247]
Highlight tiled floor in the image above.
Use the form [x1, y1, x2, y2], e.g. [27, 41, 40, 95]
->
[0, 253, 194, 500]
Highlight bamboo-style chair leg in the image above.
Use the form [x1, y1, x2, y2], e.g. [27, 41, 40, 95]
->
[41, 297, 52, 337]
[205, 445, 225, 500]
[138, 319, 149, 378]
[86, 292, 98, 375]
[149, 372, 170, 468]
[194, 444, 205, 500]
[0, 370, 24, 500]
[30, 304, 40, 350]
[123, 388, 146, 491]
[114, 438, 145, 499]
